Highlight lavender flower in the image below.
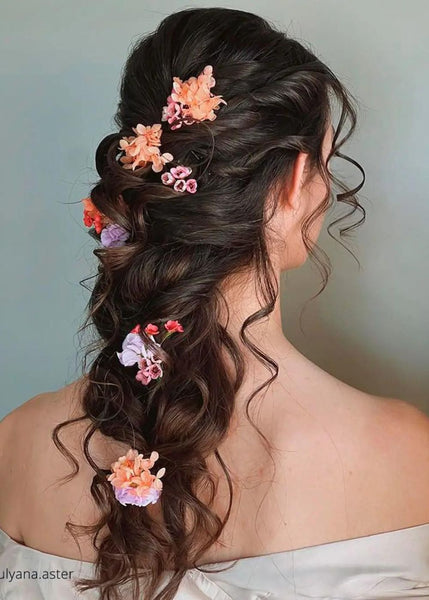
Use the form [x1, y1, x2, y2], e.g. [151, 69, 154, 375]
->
[113, 485, 161, 507]
[100, 223, 130, 248]
[116, 332, 144, 366]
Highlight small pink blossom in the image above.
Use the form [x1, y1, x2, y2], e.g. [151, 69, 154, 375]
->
[147, 363, 163, 379]
[136, 358, 163, 385]
[173, 179, 187, 193]
[161, 99, 182, 129]
[186, 179, 198, 194]
[170, 165, 192, 179]
[161, 172, 175, 186]
[135, 369, 151, 385]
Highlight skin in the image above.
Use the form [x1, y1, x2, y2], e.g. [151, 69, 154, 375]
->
[1, 124, 429, 568]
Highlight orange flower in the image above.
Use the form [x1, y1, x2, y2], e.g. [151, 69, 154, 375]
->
[118, 123, 173, 172]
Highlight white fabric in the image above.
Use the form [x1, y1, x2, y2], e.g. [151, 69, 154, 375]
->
[1, 523, 429, 599]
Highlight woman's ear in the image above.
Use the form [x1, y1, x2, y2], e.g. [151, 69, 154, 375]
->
[280, 152, 309, 213]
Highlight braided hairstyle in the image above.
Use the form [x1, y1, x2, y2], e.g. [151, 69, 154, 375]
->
[53, 7, 365, 600]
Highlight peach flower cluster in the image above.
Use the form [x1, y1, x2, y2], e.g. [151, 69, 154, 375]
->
[107, 449, 165, 507]
[162, 65, 226, 130]
[118, 123, 173, 172]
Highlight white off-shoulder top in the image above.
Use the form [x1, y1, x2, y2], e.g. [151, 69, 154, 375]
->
[1, 523, 429, 599]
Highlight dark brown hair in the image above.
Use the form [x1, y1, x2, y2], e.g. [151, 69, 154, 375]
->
[53, 7, 365, 599]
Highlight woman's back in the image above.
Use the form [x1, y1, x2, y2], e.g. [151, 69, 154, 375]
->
[1, 341, 429, 569]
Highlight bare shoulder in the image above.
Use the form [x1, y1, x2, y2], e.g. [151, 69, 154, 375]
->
[0, 378, 127, 560]
[346, 394, 429, 530]
[370, 395, 429, 456]
[379, 395, 429, 481]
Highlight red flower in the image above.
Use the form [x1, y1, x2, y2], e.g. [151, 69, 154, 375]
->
[131, 324, 141, 334]
[164, 320, 184, 333]
[82, 197, 107, 234]
[145, 323, 159, 336]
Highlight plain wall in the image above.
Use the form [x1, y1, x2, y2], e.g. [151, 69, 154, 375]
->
[1, 0, 428, 419]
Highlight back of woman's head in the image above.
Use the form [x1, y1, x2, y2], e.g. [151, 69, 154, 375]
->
[55, 7, 364, 600]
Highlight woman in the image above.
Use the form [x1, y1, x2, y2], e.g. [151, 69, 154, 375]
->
[1, 7, 429, 600]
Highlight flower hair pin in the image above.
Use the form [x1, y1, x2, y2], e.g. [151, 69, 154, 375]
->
[161, 165, 197, 194]
[117, 64, 226, 194]
[161, 64, 226, 130]
[117, 320, 184, 385]
[82, 196, 130, 248]
[81, 67, 225, 243]
[118, 123, 173, 173]
[107, 448, 165, 507]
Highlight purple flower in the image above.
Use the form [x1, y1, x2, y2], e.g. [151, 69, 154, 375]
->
[161, 172, 175, 186]
[117, 328, 164, 385]
[113, 485, 161, 507]
[116, 332, 144, 366]
[100, 224, 129, 248]
[186, 179, 198, 194]
[170, 165, 192, 179]
[173, 179, 187, 193]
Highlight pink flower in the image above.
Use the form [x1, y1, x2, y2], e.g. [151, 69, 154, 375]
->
[136, 358, 163, 385]
[173, 179, 187, 193]
[186, 179, 198, 194]
[118, 123, 174, 172]
[161, 98, 182, 129]
[136, 368, 152, 385]
[164, 320, 184, 333]
[170, 165, 192, 179]
[147, 363, 163, 379]
[161, 172, 175, 186]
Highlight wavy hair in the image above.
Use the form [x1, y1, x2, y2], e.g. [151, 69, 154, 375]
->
[53, 7, 365, 600]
